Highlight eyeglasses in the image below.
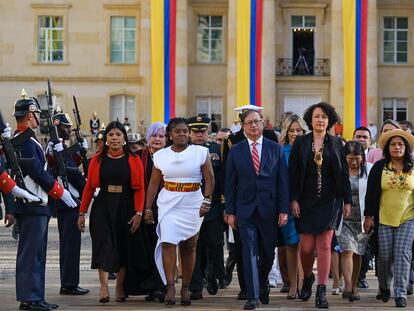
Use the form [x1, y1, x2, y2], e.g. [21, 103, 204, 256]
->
[244, 119, 263, 127]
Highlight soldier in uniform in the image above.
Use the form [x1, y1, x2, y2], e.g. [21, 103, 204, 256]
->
[188, 116, 225, 300]
[12, 91, 77, 311]
[222, 105, 279, 300]
[45, 112, 89, 296]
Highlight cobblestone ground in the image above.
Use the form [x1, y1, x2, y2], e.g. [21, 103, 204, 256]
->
[1, 217, 413, 310]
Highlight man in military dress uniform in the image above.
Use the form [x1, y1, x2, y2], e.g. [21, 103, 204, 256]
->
[188, 116, 225, 299]
[221, 105, 279, 300]
[12, 91, 78, 311]
[45, 112, 89, 296]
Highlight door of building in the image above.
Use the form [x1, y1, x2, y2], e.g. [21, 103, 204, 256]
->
[283, 95, 321, 117]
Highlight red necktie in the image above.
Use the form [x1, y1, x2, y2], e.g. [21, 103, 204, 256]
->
[252, 142, 260, 175]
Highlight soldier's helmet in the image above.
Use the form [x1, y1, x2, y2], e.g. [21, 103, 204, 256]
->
[95, 129, 105, 143]
[127, 132, 141, 144]
[13, 89, 41, 117]
[52, 113, 73, 127]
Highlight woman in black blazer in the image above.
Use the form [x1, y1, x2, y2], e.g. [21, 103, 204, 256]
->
[289, 102, 352, 308]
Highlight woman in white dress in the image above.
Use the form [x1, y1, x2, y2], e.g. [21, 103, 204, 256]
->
[144, 118, 214, 306]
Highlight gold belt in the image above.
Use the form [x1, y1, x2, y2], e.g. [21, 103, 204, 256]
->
[107, 185, 123, 193]
[164, 182, 200, 192]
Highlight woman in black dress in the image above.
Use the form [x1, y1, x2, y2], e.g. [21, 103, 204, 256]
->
[289, 103, 352, 308]
[124, 122, 167, 301]
[78, 121, 145, 304]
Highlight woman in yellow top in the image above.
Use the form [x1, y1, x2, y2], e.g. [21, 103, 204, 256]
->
[364, 129, 414, 308]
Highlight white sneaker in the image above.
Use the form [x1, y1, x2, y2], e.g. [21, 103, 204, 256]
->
[331, 287, 341, 295]
[269, 280, 277, 288]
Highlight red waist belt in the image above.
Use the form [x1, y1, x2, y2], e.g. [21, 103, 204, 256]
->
[164, 182, 200, 192]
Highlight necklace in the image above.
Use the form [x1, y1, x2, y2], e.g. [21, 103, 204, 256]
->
[312, 142, 324, 197]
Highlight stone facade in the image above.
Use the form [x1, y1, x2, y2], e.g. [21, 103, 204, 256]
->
[0, 0, 413, 133]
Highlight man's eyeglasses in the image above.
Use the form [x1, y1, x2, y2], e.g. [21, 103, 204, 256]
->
[243, 119, 263, 127]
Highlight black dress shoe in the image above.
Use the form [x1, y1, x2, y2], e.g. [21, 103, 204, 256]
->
[259, 285, 270, 304]
[280, 283, 290, 293]
[60, 286, 89, 295]
[243, 299, 259, 310]
[206, 278, 218, 295]
[40, 301, 58, 309]
[189, 290, 203, 300]
[225, 272, 233, 287]
[237, 290, 248, 300]
[19, 301, 52, 311]
[108, 272, 117, 280]
[396, 297, 407, 308]
[218, 278, 226, 289]
[376, 288, 391, 302]
[357, 279, 369, 289]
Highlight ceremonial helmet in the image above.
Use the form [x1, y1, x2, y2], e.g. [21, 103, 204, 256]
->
[52, 113, 73, 126]
[13, 89, 41, 117]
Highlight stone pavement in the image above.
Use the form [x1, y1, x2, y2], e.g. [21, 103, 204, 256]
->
[0, 218, 413, 310]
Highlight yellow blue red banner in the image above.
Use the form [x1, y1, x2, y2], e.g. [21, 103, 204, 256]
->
[343, 0, 367, 138]
[236, 0, 263, 108]
[151, 0, 176, 123]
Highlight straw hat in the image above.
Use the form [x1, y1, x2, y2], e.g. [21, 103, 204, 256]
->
[378, 129, 414, 150]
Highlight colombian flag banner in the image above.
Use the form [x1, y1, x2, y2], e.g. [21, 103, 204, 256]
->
[151, 0, 176, 123]
[342, 0, 367, 139]
[236, 0, 263, 108]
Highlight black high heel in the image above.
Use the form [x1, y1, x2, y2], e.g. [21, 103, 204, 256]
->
[165, 284, 176, 306]
[99, 296, 109, 305]
[180, 285, 191, 306]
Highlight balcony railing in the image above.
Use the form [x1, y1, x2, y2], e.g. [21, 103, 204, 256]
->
[276, 58, 330, 76]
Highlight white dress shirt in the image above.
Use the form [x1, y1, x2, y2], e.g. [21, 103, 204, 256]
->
[247, 135, 263, 161]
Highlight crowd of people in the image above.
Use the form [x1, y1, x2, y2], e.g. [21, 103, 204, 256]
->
[2, 91, 414, 310]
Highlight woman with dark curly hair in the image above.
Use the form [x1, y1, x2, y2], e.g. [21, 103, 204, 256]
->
[289, 102, 352, 308]
[144, 118, 214, 306]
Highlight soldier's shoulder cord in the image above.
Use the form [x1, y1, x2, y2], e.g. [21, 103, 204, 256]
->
[10, 128, 36, 149]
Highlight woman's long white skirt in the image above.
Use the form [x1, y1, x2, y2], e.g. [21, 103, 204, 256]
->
[155, 189, 204, 284]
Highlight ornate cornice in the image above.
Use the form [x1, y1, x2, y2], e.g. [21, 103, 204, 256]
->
[0, 75, 142, 84]
[30, 4, 72, 9]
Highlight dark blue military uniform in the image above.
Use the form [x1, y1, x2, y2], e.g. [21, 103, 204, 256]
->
[45, 112, 88, 294]
[46, 143, 85, 290]
[14, 130, 63, 303]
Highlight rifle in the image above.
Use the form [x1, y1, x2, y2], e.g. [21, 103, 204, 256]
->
[0, 112, 42, 204]
[72, 95, 89, 175]
[46, 79, 69, 189]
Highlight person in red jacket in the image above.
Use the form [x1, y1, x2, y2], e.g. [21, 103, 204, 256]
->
[77, 121, 145, 304]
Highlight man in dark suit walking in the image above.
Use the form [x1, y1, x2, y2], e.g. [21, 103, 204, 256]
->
[225, 109, 289, 310]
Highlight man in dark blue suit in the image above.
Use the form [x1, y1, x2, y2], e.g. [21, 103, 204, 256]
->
[225, 109, 289, 310]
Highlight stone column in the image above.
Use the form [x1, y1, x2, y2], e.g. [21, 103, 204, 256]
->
[366, 0, 378, 125]
[329, 0, 344, 113]
[261, 0, 276, 122]
[226, 0, 237, 126]
[175, 0, 188, 117]
[139, 0, 151, 126]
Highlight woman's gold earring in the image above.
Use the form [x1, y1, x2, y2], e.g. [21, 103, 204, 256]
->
[123, 141, 126, 146]
[105, 141, 109, 146]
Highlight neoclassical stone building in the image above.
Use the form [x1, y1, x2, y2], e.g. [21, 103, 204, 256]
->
[0, 0, 412, 133]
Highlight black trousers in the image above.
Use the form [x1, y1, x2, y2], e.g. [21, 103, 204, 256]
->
[57, 209, 81, 288]
[190, 218, 224, 292]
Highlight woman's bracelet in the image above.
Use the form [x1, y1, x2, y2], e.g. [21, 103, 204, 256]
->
[144, 209, 153, 214]
[136, 211, 143, 216]
[78, 214, 85, 217]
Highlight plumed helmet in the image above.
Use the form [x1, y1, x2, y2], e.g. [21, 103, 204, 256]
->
[52, 113, 73, 126]
[13, 89, 41, 117]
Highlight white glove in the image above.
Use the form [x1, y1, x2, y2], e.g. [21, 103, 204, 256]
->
[60, 189, 77, 208]
[11, 186, 41, 203]
[53, 141, 64, 152]
[80, 140, 88, 151]
[2, 125, 12, 139]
